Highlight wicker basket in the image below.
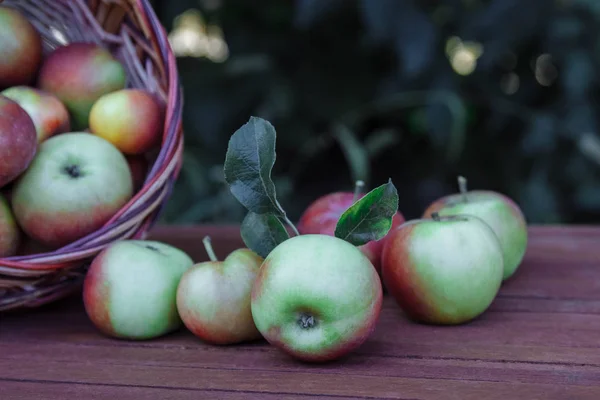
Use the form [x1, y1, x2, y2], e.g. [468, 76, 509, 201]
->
[0, 0, 183, 311]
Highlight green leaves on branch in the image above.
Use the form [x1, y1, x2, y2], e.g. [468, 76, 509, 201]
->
[334, 179, 399, 246]
[224, 116, 296, 257]
[240, 212, 290, 258]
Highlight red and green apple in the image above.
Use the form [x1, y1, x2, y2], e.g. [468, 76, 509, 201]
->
[176, 236, 263, 345]
[251, 234, 383, 362]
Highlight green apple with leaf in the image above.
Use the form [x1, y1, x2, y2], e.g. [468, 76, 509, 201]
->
[224, 117, 398, 362]
[423, 176, 528, 280]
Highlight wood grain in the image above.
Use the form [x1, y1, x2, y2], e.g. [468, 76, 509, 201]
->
[1, 225, 599, 400]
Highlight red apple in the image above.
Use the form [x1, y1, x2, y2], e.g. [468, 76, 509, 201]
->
[297, 181, 405, 274]
[0, 6, 42, 88]
[0, 193, 20, 257]
[0, 95, 37, 188]
[176, 236, 264, 345]
[11, 133, 133, 248]
[89, 89, 164, 155]
[38, 42, 127, 130]
[2, 86, 70, 143]
[251, 234, 383, 362]
[382, 213, 504, 325]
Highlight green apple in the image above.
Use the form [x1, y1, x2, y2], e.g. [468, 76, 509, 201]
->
[423, 176, 528, 280]
[11, 132, 133, 248]
[382, 213, 504, 325]
[83, 240, 194, 340]
[176, 236, 264, 345]
[0, 193, 20, 257]
[251, 234, 383, 362]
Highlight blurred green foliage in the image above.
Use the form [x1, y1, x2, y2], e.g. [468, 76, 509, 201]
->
[152, 0, 600, 225]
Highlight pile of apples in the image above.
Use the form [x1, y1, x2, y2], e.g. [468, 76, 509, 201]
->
[0, 6, 164, 255]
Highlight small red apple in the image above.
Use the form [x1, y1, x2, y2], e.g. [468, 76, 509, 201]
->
[0, 6, 42, 88]
[38, 42, 127, 130]
[89, 89, 164, 155]
[2, 86, 70, 143]
[0, 95, 37, 188]
[297, 181, 405, 274]
[176, 236, 264, 345]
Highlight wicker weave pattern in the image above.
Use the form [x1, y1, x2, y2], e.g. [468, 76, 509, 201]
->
[0, 0, 183, 311]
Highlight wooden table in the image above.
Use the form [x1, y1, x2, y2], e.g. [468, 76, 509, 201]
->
[1, 225, 600, 399]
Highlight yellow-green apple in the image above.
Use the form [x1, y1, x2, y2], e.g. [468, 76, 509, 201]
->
[2, 86, 70, 143]
[0, 6, 42, 88]
[38, 42, 127, 130]
[11, 133, 133, 248]
[422, 176, 528, 281]
[381, 213, 504, 325]
[176, 236, 263, 345]
[89, 89, 164, 155]
[297, 182, 405, 275]
[0, 95, 37, 188]
[0, 193, 20, 257]
[83, 240, 194, 340]
[126, 155, 149, 192]
[251, 234, 383, 362]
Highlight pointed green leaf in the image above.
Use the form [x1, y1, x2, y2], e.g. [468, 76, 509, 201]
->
[334, 179, 399, 246]
[240, 212, 290, 258]
[224, 116, 282, 215]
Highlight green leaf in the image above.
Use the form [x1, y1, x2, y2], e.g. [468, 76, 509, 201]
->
[224, 116, 282, 215]
[334, 179, 399, 246]
[240, 212, 290, 258]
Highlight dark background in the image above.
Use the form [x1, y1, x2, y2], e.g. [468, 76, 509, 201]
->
[150, 0, 600, 226]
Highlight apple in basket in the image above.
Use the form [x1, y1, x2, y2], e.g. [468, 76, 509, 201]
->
[83, 240, 195, 340]
[2, 86, 71, 143]
[0, 95, 37, 188]
[0, 6, 43, 88]
[381, 213, 504, 325]
[297, 181, 405, 275]
[11, 132, 133, 248]
[0, 193, 20, 257]
[89, 88, 165, 155]
[250, 234, 383, 362]
[422, 176, 528, 281]
[38, 42, 127, 130]
[176, 236, 264, 345]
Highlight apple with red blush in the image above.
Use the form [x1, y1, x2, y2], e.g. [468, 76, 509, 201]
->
[0, 95, 37, 188]
[297, 180, 405, 274]
[176, 236, 263, 345]
[11, 132, 133, 248]
[0, 6, 42, 88]
[382, 212, 504, 325]
[2, 86, 71, 143]
[38, 42, 127, 130]
[89, 89, 164, 155]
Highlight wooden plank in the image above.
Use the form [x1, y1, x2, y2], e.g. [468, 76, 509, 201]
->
[0, 380, 370, 400]
[0, 358, 598, 400]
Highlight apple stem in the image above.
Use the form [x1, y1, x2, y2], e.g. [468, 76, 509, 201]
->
[458, 175, 468, 202]
[352, 180, 365, 203]
[431, 212, 441, 222]
[202, 236, 218, 262]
